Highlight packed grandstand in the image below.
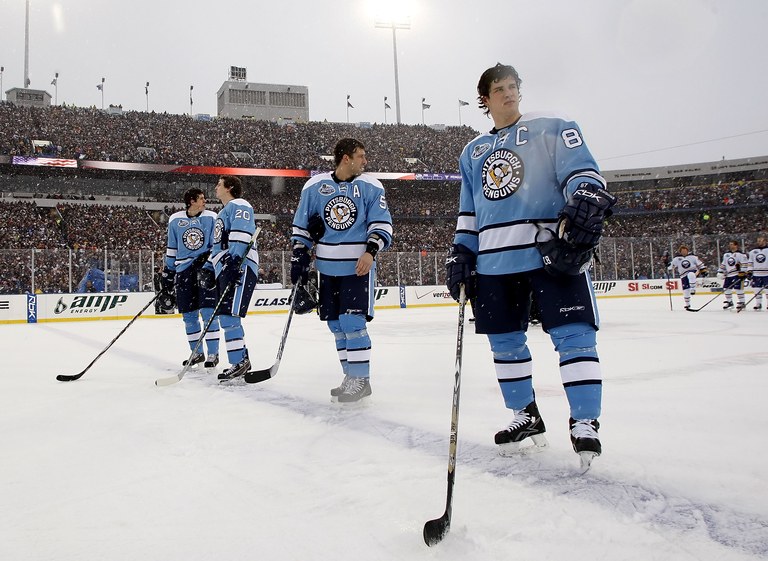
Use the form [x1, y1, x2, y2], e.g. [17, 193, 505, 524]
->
[1, 102, 766, 294]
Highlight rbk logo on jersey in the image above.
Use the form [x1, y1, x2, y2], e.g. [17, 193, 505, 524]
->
[324, 196, 357, 230]
[482, 149, 524, 201]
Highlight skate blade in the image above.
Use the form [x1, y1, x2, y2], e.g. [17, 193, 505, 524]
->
[498, 434, 549, 457]
[578, 451, 598, 474]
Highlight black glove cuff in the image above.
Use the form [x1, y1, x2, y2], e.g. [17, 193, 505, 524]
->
[365, 241, 379, 259]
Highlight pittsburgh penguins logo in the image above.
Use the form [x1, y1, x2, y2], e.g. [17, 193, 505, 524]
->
[324, 196, 357, 231]
[213, 219, 224, 244]
[182, 227, 205, 251]
[482, 149, 524, 201]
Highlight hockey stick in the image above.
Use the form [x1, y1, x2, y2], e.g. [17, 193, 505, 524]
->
[154, 280, 235, 386]
[685, 289, 724, 312]
[243, 283, 300, 384]
[424, 285, 467, 547]
[57, 294, 159, 382]
[738, 285, 765, 313]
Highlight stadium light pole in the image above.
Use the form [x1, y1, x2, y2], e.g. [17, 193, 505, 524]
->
[375, 15, 410, 125]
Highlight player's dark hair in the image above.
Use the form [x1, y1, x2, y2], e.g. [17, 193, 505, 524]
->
[183, 187, 205, 209]
[334, 138, 365, 166]
[219, 175, 243, 198]
[477, 63, 522, 116]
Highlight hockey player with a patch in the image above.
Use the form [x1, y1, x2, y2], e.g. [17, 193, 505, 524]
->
[669, 245, 706, 309]
[718, 240, 749, 310]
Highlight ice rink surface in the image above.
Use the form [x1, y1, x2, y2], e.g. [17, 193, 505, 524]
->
[2, 295, 767, 560]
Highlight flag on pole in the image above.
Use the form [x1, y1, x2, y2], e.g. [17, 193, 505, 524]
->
[96, 84, 103, 91]
[459, 99, 469, 106]
[422, 102, 431, 110]
[347, 95, 354, 109]
[384, 96, 391, 110]
[51, 78, 57, 86]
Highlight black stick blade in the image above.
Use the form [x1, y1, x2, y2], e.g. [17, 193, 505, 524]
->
[244, 363, 278, 384]
[423, 513, 450, 546]
[56, 372, 85, 382]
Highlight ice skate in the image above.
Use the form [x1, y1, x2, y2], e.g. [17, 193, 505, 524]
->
[570, 418, 601, 473]
[337, 376, 371, 403]
[494, 401, 548, 455]
[755, 303, 763, 310]
[204, 353, 219, 368]
[330, 375, 352, 402]
[736, 302, 746, 311]
[723, 301, 734, 310]
[182, 352, 205, 367]
[218, 356, 251, 381]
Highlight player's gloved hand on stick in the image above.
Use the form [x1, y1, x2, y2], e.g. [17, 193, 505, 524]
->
[558, 182, 617, 247]
[291, 244, 311, 285]
[159, 268, 175, 295]
[198, 265, 216, 290]
[156, 268, 176, 314]
[445, 244, 476, 302]
[219, 253, 243, 287]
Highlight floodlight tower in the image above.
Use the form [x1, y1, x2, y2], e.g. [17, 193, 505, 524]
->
[375, 13, 410, 125]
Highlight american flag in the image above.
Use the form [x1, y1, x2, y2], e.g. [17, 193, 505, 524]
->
[12, 156, 78, 168]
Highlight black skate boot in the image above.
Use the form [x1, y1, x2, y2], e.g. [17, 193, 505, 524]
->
[330, 375, 352, 402]
[494, 401, 548, 455]
[204, 353, 219, 368]
[736, 302, 746, 311]
[218, 355, 251, 381]
[337, 376, 371, 403]
[723, 301, 734, 310]
[570, 418, 601, 472]
[182, 352, 205, 367]
[755, 303, 763, 310]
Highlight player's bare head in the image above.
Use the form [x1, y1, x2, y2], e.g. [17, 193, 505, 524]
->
[219, 175, 243, 198]
[728, 240, 739, 251]
[183, 187, 204, 209]
[477, 63, 522, 116]
[678, 244, 689, 255]
[334, 138, 365, 166]
[757, 236, 767, 247]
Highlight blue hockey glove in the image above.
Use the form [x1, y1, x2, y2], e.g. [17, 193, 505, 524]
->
[445, 244, 476, 302]
[291, 245, 311, 285]
[219, 253, 243, 287]
[198, 265, 216, 291]
[558, 182, 617, 247]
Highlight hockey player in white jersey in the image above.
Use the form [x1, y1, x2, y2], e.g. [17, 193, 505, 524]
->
[199, 176, 259, 380]
[747, 236, 768, 310]
[669, 244, 707, 310]
[158, 188, 221, 368]
[718, 240, 748, 310]
[291, 138, 393, 403]
[446, 63, 616, 470]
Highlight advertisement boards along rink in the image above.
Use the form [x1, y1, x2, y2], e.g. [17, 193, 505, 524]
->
[1, 293, 766, 560]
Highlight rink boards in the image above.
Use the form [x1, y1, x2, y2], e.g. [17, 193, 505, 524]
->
[0, 277, 740, 324]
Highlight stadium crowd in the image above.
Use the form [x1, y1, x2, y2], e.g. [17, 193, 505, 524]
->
[0, 103, 476, 174]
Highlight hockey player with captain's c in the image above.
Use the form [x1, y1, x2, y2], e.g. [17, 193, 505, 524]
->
[446, 63, 616, 471]
[158, 187, 221, 369]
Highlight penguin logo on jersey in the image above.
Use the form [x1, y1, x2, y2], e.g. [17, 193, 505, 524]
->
[482, 148, 524, 200]
[213, 219, 224, 244]
[324, 196, 357, 230]
[182, 227, 205, 251]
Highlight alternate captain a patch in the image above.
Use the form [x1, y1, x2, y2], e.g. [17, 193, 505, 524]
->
[324, 196, 357, 231]
[482, 148, 525, 201]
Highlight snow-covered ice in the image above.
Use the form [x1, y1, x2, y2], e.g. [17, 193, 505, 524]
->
[2, 296, 766, 560]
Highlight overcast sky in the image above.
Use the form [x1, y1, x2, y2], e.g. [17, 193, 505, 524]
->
[2, 0, 767, 170]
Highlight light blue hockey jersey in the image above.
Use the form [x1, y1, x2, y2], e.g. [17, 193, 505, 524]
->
[165, 209, 217, 273]
[453, 111, 607, 275]
[291, 172, 393, 277]
[209, 198, 259, 276]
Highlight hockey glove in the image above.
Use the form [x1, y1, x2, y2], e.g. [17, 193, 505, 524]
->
[290, 245, 311, 285]
[307, 213, 326, 243]
[558, 182, 617, 248]
[156, 269, 176, 314]
[445, 244, 477, 302]
[219, 253, 243, 288]
[198, 265, 216, 291]
[192, 251, 211, 269]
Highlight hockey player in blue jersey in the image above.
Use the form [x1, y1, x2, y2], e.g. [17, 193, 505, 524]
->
[199, 176, 260, 380]
[446, 63, 616, 470]
[291, 138, 393, 403]
[158, 188, 221, 368]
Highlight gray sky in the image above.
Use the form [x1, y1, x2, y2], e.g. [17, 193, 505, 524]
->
[2, 0, 767, 170]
